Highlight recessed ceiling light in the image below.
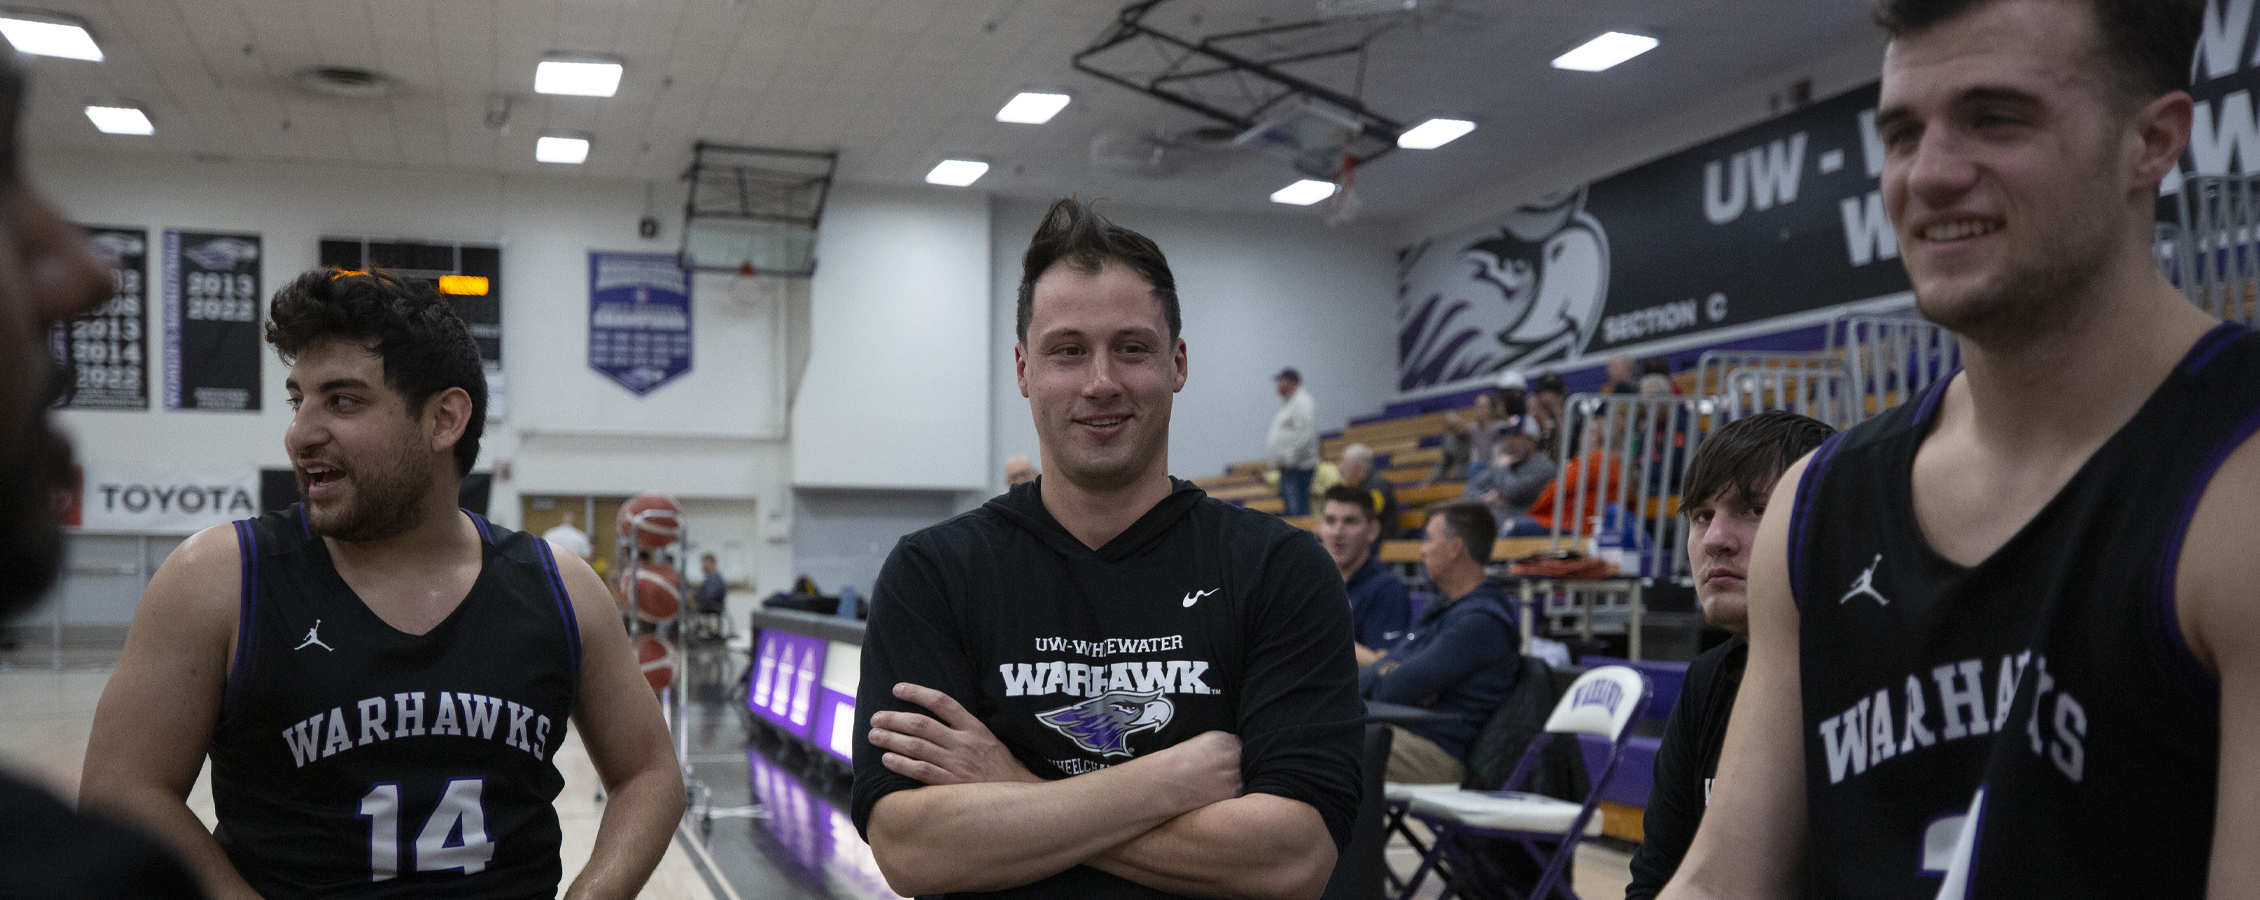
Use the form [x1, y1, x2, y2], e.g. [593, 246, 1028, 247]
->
[1398, 118, 1476, 149]
[926, 159, 989, 187]
[996, 92, 1070, 125]
[536, 134, 590, 164]
[1270, 179, 1337, 206]
[534, 55, 623, 97]
[1552, 32, 1659, 72]
[84, 105, 150, 135]
[0, 11, 101, 61]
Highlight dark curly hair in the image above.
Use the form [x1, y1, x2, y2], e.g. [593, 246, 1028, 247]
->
[1016, 198, 1180, 345]
[265, 267, 486, 476]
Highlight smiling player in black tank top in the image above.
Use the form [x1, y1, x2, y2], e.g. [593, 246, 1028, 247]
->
[80, 269, 684, 899]
[1661, 2, 2260, 899]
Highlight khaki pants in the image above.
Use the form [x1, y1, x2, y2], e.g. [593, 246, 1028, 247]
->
[1385, 725, 1467, 786]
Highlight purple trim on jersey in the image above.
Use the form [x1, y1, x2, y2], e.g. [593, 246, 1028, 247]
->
[466, 510, 494, 545]
[295, 504, 311, 540]
[1911, 368, 1957, 427]
[2152, 406, 2260, 705]
[2181, 322, 2252, 376]
[1786, 431, 1849, 611]
[530, 537, 583, 692]
[221, 520, 259, 724]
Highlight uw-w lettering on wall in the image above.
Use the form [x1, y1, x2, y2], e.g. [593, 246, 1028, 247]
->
[1398, 0, 2260, 396]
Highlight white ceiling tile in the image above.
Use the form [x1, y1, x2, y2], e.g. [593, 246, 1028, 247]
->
[9, 0, 1890, 216]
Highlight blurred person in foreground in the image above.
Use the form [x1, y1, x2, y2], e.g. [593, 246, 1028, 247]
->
[0, 46, 208, 898]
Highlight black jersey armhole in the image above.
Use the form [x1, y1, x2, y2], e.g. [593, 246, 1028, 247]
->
[1786, 431, 1849, 611]
[2151, 405, 2260, 707]
[530, 535, 584, 704]
[466, 509, 496, 545]
[219, 519, 259, 726]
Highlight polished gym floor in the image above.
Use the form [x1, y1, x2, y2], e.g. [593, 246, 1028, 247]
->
[0, 636, 1633, 900]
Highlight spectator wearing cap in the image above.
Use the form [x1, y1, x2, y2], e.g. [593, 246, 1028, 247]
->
[1267, 367, 1319, 516]
[1462, 414, 1556, 535]
[1335, 443, 1399, 535]
[1495, 368, 1529, 417]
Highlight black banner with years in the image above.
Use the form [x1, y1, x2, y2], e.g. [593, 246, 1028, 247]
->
[164, 230, 262, 411]
[52, 227, 150, 409]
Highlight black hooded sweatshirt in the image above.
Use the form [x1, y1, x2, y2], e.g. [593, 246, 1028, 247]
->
[850, 478, 1365, 898]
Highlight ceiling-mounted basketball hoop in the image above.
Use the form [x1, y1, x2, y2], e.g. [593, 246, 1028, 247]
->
[1321, 155, 1363, 226]
[679, 142, 837, 279]
[1073, 0, 1411, 180]
[727, 259, 786, 308]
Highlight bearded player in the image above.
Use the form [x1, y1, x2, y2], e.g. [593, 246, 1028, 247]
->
[80, 269, 684, 899]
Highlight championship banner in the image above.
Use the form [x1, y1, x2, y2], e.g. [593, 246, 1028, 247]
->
[588, 251, 693, 396]
[164, 230, 263, 411]
[67, 465, 261, 534]
[51, 227, 150, 410]
[1397, 83, 1912, 392]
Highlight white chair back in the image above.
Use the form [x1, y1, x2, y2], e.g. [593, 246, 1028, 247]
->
[1541, 665, 1650, 740]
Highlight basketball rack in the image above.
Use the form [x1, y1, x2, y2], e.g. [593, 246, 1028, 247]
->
[611, 506, 715, 828]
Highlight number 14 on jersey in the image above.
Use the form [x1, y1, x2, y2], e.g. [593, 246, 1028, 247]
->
[358, 779, 495, 882]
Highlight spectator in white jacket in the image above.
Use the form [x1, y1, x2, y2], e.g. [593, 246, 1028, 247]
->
[1267, 367, 1318, 515]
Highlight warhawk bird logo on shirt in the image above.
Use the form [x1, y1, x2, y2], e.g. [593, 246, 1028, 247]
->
[1036, 691, 1174, 758]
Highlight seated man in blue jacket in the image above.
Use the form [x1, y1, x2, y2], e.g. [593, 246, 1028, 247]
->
[1317, 484, 1411, 659]
[1360, 500, 1522, 784]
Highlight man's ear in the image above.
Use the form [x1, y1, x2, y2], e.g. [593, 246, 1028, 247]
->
[1015, 342, 1030, 399]
[425, 386, 474, 460]
[2130, 90, 2193, 192]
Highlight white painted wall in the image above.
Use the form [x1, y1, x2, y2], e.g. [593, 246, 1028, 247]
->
[791, 185, 991, 491]
[988, 199, 1401, 492]
[28, 149, 804, 613]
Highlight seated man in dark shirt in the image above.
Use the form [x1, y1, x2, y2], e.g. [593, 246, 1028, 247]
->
[1360, 500, 1522, 785]
[1316, 485, 1410, 660]
[1623, 411, 1834, 900]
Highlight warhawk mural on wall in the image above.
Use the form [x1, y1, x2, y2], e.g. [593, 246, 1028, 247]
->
[1396, 190, 1610, 391]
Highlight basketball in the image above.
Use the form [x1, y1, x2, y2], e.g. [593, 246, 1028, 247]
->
[636, 635, 676, 691]
[633, 564, 681, 622]
[610, 571, 632, 610]
[618, 492, 682, 550]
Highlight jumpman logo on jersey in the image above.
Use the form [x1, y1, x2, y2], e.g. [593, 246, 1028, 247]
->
[1840, 554, 1889, 606]
[295, 619, 334, 652]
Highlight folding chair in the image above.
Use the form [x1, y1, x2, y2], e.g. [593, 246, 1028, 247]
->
[1396, 665, 1652, 900]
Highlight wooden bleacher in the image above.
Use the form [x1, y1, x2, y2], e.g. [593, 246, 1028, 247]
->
[1375, 535, 1557, 563]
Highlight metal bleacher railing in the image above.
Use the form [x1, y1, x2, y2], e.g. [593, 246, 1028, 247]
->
[1526, 313, 1956, 655]
[2173, 174, 2260, 327]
